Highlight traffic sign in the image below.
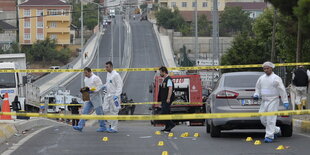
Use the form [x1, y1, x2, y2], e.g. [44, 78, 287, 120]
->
[196, 59, 219, 66]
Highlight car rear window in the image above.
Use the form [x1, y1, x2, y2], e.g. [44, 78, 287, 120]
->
[224, 75, 261, 88]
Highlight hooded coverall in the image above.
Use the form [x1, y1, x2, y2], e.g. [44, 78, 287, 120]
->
[103, 70, 123, 131]
[254, 72, 288, 139]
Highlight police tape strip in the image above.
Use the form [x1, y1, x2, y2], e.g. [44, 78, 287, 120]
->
[1, 110, 310, 120]
[1, 62, 310, 73]
[40, 102, 203, 106]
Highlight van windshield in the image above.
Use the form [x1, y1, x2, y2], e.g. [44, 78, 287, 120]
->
[0, 73, 16, 88]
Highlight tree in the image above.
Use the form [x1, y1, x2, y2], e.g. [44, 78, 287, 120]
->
[198, 14, 211, 36]
[267, 0, 310, 62]
[221, 32, 270, 72]
[155, 8, 186, 31]
[219, 6, 253, 36]
[71, 1, 100, 30]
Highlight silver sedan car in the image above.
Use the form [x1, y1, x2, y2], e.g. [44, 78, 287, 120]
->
[205, 72, 292, 137]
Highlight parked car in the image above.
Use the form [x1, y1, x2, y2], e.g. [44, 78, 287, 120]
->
[205, 72, 292, 137]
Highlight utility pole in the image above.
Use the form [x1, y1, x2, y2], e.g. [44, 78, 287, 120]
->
[211, 0, 219, 88]
[111, 18, 114, 62]
[271, 9, 277, 62]
[119, 3, 122, 66]
[194, 0, 198, 61]
[80, 2, 84, 88]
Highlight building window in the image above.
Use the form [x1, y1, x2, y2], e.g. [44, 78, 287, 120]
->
[37, 33, 44, 40]
[171, 2, 176, 8]
[48, 9, 62, 16]
[63, 9, 70, 16]
[36, 10, 43, 16]
[50, 34, 57, 40]
[182, 2, 187, 7]
[37, 21, 43, 28]
[24, 33, 30, 40]
[50, 22, 57, 28]
[24, 10, 31, 17]
[24, 21, 30, 28]
[203, 2, 208, 7]
[192, 2, 197, 7]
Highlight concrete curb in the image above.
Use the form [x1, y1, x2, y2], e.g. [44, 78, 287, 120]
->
[293, 118, 310, 133]
[0, 123, 17, 144]
[0, 118, 65, 144]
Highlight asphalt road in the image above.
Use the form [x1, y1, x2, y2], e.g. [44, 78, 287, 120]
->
[7, 121, 310, 155]
[65, 15, 126, 97]
[122, 19, 163, 115]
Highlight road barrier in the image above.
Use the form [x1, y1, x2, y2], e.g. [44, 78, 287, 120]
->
[1, 110, 309, 120]
[1, 62, 310, 73]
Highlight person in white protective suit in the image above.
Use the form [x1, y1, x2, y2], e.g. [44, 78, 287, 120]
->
[253, 62, 290, 143]
[102, 61, 123, 133]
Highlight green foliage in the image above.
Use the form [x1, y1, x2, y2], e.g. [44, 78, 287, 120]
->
[155, 8, 186, 31]
[71, 1, 100, 30]
[220, 6, 253, 36]
[25, 39, 71, 65]
[221, 32, 270, 72]
[179, 46, 195, 67]
[198, 14, 211, 36]
[293, 0, 310, 33]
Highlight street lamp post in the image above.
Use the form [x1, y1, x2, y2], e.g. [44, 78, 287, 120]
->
[80, 2, 84, 88]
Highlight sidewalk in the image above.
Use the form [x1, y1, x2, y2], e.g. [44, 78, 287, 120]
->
[293, 115, 310, 133]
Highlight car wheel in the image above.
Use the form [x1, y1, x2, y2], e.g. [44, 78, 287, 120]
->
[281, 123, 293, 137]
[206, 120, 210, 133]
[210, 121, 221, 137]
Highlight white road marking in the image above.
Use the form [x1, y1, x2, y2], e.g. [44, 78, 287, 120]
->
[2, 126, 53, 155]
[295, 133, 310, 138]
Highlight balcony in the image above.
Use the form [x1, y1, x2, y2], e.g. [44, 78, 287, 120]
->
[46, 27, 70, 34]
[55, 39, 70, 45]
[45, 15, 70, 22]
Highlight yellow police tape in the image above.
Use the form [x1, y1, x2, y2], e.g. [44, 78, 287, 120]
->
[1, 110, 309, 120]
[1, 62, 309, 73]
[40, 102, 203, 106]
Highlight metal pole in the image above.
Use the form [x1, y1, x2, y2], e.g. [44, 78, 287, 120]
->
[271, 9, 277, 62]
[97, 6, 100, 75]
[119, 13, 121, 66]
[111, 18, 114, 62]
[195, 0, 198, 60]
[81, 2, 84, 88]
[212, 0, 219, 88]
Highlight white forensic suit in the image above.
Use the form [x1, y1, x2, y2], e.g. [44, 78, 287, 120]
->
[103, 70, 123, 131]
[254, 72, 288, 139]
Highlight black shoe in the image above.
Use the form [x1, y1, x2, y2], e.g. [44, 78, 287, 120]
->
[161, 128, 168, 132]
[166, 124, 176, 131]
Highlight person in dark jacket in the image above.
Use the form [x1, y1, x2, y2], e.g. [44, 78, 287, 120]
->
[158, 66, 175, 132]
[12, 96, 21, 112]
[292, 66, 309, 110]
[68, 98, 81, 126]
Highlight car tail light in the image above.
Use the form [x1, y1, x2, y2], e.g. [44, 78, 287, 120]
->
[216, 90, 239, 99]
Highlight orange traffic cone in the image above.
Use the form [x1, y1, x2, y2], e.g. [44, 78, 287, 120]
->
[0, 93, 12, 120]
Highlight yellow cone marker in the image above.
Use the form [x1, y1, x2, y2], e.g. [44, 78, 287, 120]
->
[102, 137, 109, 142]
[162, 151, 168, 155]
[194, 133, 200, 137]
[246, 137, 253, 142]
[184, 132, 189, 137]
[254, 140, 261, 145]
[158, 141, 164, 146]
[168, 133, 174, 137]
[276, 145, 285, 150]
[155, 131, 161, 135]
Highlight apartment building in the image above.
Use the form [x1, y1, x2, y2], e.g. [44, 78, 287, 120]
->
[18, 0, 72, 45]
[158, 0, 266, 21]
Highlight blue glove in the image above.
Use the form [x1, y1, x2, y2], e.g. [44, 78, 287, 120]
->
[253, 95, 259, 101]
[283, 103, 290, 110]
[113, 96, 118, 101]
[100, 85, 107, 91]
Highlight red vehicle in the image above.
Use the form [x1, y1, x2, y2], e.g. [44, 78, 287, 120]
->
[150, 74, 205, 126]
